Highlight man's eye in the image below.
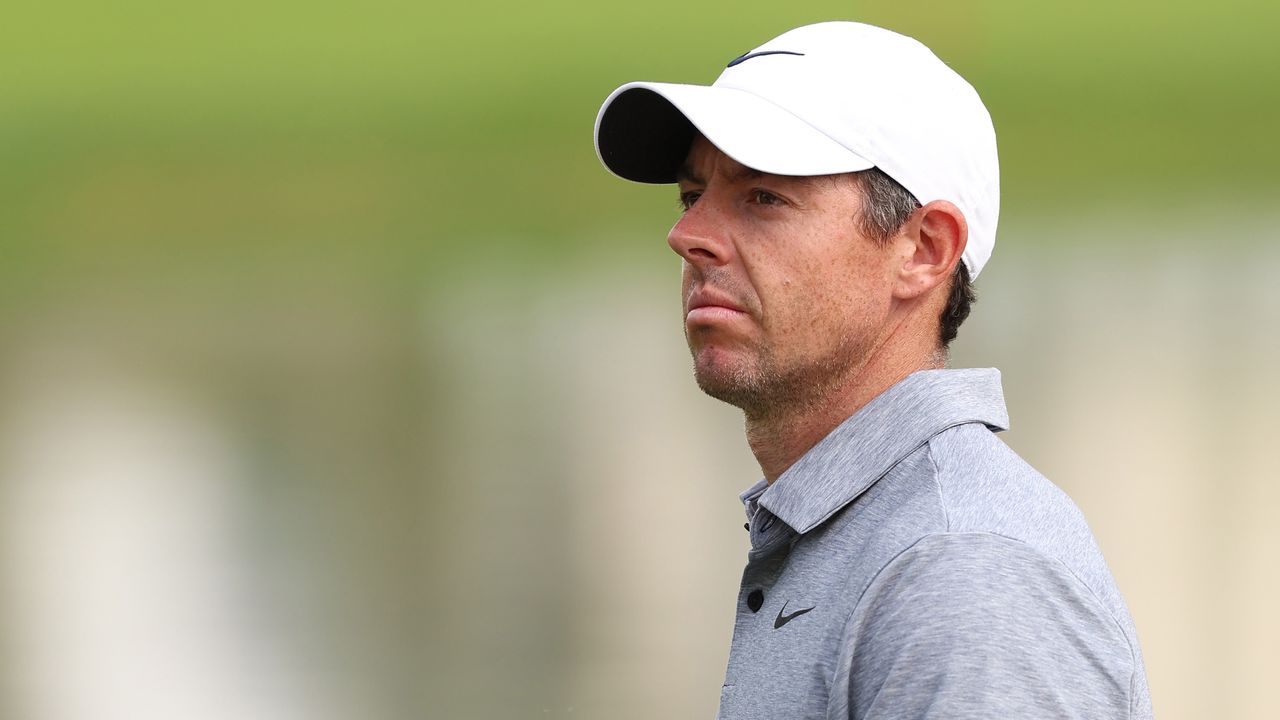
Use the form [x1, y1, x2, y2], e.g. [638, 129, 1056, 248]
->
[678, 191, 702, 211]
[750, 189, 784, 206]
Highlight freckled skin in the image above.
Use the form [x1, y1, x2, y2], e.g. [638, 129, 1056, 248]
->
[669, 137, 901, 420]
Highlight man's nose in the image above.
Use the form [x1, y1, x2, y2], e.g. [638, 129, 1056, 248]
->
[667, 198, 733, 269]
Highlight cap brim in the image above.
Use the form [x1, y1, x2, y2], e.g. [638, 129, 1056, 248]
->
[594, 81, 874, 184]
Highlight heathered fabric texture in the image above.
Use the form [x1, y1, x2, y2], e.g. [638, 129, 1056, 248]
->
[717, 368, 1151, 720]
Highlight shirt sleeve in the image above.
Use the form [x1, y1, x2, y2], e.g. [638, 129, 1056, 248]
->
[839, 532, 1137, 720]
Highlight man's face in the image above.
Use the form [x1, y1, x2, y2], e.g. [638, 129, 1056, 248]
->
[669, 136, 902, 415]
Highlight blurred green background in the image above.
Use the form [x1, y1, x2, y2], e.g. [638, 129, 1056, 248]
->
[2, 1, 1278, 718]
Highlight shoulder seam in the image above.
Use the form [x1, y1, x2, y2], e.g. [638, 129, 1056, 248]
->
[845, 531, 1139, 683]
[925, 436, 951, 532]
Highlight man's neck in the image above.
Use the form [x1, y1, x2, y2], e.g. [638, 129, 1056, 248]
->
[745, 331, 945, 485]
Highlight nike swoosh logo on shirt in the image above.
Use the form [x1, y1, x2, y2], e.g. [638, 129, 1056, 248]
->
[773, 600, 816, 629]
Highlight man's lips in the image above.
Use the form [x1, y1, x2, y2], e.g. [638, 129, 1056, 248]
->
[686, 289, 749, 324]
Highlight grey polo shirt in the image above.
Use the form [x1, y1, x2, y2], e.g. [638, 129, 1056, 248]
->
[717, 368, 1151, 720]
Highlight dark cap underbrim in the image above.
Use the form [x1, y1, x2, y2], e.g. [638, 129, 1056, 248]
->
[594, 82, 874, 186]
[595, 87, 696, 184]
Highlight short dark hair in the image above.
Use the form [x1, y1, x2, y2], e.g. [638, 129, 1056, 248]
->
[850, 168, 976, 349]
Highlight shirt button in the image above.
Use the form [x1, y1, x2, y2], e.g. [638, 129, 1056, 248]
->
[747, 589, 764, 612]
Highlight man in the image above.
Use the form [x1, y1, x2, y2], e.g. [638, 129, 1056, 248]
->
[593, 21, 1152, 720]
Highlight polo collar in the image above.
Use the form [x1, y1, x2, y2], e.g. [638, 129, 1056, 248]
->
[746, 368, 1009, 535]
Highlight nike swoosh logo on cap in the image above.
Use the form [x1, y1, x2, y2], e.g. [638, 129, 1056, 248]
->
[726, 50, 805, 68]
[773, 600, 816, 629]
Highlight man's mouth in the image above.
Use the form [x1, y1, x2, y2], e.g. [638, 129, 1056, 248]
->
[687, 288, 749, 324]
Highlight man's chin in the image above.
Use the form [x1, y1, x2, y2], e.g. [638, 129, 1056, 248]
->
[692, 353, 761, 409]
[695, 374, 749, 407]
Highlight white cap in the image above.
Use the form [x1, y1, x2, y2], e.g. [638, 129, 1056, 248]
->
[594, 21, 1000, 278]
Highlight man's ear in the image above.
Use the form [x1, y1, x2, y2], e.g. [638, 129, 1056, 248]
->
[893, 200, 967, 300]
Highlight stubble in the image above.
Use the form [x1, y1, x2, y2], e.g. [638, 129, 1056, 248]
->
[689, 316, 868, 424]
